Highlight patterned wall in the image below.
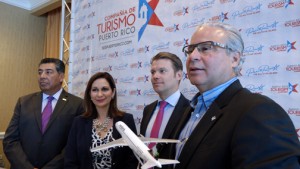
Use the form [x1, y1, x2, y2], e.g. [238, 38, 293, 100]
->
[70, 0, 300, 137]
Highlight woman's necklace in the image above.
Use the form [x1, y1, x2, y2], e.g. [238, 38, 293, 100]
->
[93, 117, 111, 137]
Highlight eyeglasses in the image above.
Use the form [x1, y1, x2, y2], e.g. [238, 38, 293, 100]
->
[182, 41, 234, 56]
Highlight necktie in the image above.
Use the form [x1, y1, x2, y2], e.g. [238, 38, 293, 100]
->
[149, 101, 168, 149]
[42, 96, 54, 133]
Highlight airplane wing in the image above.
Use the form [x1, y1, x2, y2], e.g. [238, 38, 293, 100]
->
[90, 138, 128, 152]
[139, 137, 180, 144]
[141, 160, 156, 169]
[158, 158, 180, 165]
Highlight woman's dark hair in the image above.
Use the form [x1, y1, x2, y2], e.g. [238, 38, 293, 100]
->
[82, 72, 124, 118]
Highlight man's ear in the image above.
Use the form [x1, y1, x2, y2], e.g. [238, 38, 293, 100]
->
[176, 70, 183, 81]
[231, 52, 241, 68]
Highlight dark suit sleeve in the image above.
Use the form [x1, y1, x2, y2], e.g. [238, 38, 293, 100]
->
[64, 117, 80, 169]
[120, 114, 139, 169]
[231, 101, 300, 169]
[3, 98, 35, 169]
[43, 99, 84, 169]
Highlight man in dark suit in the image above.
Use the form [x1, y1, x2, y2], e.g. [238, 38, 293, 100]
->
[140, 52, 189, 168]
[174, 22, 300, 169]
[3, 58, 85, 169]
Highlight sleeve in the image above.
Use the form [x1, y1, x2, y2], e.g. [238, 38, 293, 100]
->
[122, 113, 139, 169]
[231, 100, 300, 169]
[3, 98, 35, 169]
[64, 117, 80, 169]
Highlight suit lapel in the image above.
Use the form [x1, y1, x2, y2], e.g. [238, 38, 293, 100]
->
[162, 94, 188, 138]
[178, 81, 244, 168]
[33, 92, 43, 132]
[178, 103, 223, 165]
[45, 90, 69, 132]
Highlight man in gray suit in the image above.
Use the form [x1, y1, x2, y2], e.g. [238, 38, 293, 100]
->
[3, 58, 85, 169]
[140, 52, 189, 169]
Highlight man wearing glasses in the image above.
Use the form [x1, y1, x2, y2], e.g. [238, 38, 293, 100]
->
[174, 22, 300, 169]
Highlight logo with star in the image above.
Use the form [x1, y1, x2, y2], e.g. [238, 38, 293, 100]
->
[138, 0, 164, 41]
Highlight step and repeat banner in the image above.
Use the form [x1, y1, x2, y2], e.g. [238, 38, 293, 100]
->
[69, 0, 300, 134]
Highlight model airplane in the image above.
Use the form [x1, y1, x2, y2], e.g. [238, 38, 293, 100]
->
[90, 121, 180, 169]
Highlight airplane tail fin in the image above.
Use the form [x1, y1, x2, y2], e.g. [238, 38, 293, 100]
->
[157, 158, 180, 165]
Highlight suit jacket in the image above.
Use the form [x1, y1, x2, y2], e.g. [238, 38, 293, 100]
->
[64, 113, 138, 169]
[174, 80, 300, 169]
[3, 90, 85, 169]
[140, 94, 190, 169]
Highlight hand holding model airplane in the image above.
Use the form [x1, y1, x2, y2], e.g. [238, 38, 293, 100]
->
[90, 121, 180, 169]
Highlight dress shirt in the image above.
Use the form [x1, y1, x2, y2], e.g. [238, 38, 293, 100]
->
[145, 90, 181, 138]
[176, 77, 238, 160]
[41, 88, 63, 112]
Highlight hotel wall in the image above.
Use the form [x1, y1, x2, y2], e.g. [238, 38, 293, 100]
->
[0, 2, 47, 168]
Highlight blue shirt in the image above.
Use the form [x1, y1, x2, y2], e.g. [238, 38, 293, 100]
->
[175, 77, 237, 160]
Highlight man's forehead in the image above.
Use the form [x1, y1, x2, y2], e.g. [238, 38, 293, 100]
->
[39, 63, 56, 69]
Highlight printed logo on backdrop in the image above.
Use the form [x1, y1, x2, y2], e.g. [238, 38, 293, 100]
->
[268, 0, 294, 9]
[135, 116, 142, 126]
[97, 6, 136, 49]
[130, 61, 143, 69]
[173, 38, 189, 47]
[103, 65, 112, 72]
[192, 0, 215, 11]
[136, 75, 150, 83]
[181, 87, 199, 97]
[130, 89, 142, 96]
[245, 64, 280, 76]
[182, 18, 205, 30]
[152, 42, 170, 51]
[119, 103, 135, 111]
[143, 88, 158, 96]
[220, 0, 236, 4]
[209, 12, 229, 22]
[245, 21, 278, 36]
[121, 48, 135, 56]
[288, 108, 300, 116]
[117, 89, 128, 97]
[119, 76, 135, 83]
[243, 44, 264, 56]
[138, 45, 150, 53]
[269, 41, 296, 52]
[136, 104, 146, 111]
[138, 0, 164, 41]
[285, 19, 300, 27]
[143, 61, 151, 68]
[165, 23, 180, 32]
[114, 63, 128, 71]
[245, 84, 265, 94]
[286, 64, 300, 72]
[183, 72, 188, 81]
[173, 7, 189, 16]
[231, 3, 262, 19]
[270, 83, 298, 95]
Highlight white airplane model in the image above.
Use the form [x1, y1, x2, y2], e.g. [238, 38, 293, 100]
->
[90, 121, 180, 169]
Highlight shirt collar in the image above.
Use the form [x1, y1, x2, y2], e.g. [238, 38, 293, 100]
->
[158, 90, 180, 107]
[190, 77, 238, 109]
[42, 88, 63, 101]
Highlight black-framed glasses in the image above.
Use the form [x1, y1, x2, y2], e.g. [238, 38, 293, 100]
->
[182, 41, 234, 56]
